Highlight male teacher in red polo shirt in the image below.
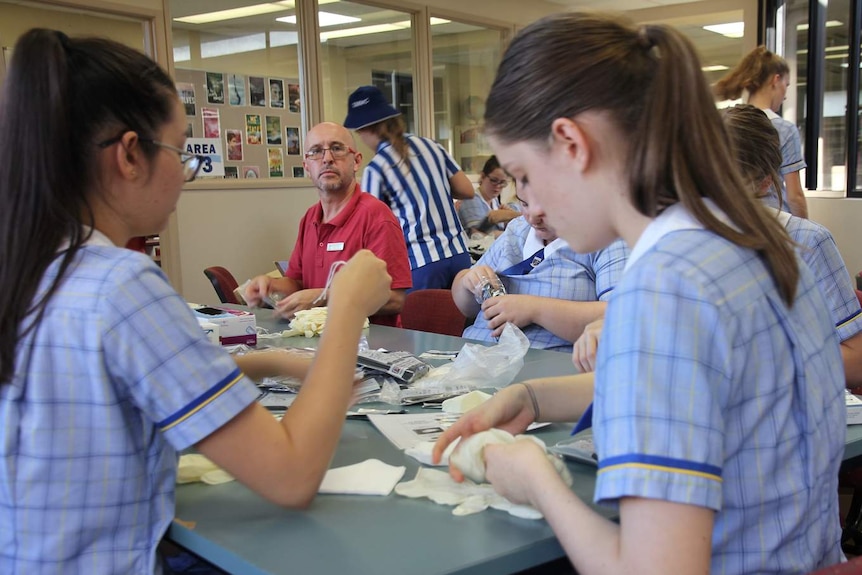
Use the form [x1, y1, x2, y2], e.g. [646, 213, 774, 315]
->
[245, 122, 412, 326]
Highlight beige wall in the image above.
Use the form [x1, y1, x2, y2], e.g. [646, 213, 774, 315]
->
[175, 184, 321, 303]
[0, 3, 145, 47]
[808, 198, 862, 280]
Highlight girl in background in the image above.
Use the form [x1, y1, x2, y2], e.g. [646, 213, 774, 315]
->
[715, 46, 808, 218]
[723, 104, 862, 389]
[0, 29, 390, 574]
[435, 12, 844, 575]
[345, 85, 475, 290]
[458, 155, 520, 238]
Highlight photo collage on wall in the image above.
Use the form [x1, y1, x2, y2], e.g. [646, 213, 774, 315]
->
[176, 69, 304, 180]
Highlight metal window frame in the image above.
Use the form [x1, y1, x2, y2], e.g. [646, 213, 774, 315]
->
[767, 0, 862, 195]
[848, 0, 861, 195]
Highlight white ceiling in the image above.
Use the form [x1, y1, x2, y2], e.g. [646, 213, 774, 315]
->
[170, 0, 749, 78]
[546, 0, 714, 11]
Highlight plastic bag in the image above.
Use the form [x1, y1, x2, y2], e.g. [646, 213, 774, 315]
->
[408, 323, 530, 394]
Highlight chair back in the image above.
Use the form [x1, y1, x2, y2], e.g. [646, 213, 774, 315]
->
[203, 266, 241, 305]
[401, 289, 465, 337]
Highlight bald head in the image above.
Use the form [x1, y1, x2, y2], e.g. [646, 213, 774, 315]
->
[305, 122, 357, 151]
[303, 122, 362, 195]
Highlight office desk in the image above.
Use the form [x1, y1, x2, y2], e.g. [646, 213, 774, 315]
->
[169, 312, 599, 575]
[169, 308, 862, 574]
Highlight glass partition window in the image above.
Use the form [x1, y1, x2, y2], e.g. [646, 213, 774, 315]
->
[171, 1, 304, 179]
[318, 0, 415, 162]
[431, 22, 504, 174]
[858, 41, 862, 192]
[787, 0, 853, 191]
[820, 0, 851, 192]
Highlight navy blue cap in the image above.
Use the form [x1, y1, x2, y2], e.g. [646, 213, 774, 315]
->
[344, 85, 401, 130]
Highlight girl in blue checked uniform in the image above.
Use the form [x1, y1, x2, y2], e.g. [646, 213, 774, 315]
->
[434, 12, 845, 575]
[345, 85, 476, 291]
[0, 30, 391, 574]
[722, 104, 862, 389]
[715, 47, 808, 218]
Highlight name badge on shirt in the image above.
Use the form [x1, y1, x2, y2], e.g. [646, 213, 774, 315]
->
[327, 242, 345, 252]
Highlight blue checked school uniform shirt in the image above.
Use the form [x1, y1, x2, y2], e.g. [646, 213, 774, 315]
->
[0, 230, 259, 575]
[593, 202, 845, 575]
[773, 208, 862, 342]
[362, 135, 469, 271]
[462, 217, 629, 351]
[762, 108, 806, 213]
[458, 193, 505, 235]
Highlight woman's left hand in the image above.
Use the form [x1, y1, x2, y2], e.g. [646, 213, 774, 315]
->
[483, 439, 560, 506]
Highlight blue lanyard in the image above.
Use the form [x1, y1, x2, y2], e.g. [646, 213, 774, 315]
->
[571, 403, 593, 435]
[500, 248, 544, 276]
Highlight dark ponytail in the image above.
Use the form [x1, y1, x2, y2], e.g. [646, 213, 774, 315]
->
[0, 29, 176, 385]
[481, 156, 501, 177]
[484, 12, 799, 306]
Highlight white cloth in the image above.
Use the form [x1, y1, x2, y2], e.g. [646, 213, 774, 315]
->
[450, 429, 573, 485]
[318, 459, 406, 496]
[404, 439, 460, 467]
[396, 429, 573, 519]
[395, 468, 544, 519]
[441, 390, 492, 414]
[177, 454, 235, 485]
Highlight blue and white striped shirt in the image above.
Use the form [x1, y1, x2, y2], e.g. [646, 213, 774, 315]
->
[594, 203, 844, 575]
[0, 235, 259, 574]
[463, 217, 628, 351]
[362, 135, 468, 270]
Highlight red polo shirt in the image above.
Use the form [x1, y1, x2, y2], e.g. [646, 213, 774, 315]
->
[286, 187, 412, 326]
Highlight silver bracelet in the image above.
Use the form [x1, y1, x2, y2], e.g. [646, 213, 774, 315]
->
[521, 382, 541, 422]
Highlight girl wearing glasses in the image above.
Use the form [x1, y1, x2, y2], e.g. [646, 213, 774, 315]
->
[0, 30, 392, 574]
[434, 12, 844, 575]
[345, 85, 476, 291]
[457, 155, 521, 239]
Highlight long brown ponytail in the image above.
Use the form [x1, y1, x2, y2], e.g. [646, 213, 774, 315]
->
[484, 12, 799, 305]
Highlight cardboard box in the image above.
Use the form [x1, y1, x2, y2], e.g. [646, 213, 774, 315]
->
[192, 305, 257, 346]
[847, 390, 862, 425]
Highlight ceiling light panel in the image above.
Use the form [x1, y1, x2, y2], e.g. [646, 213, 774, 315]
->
[702, 22, 744, 38]
[175, 2, 294, 25]
[277, 11, 361, 26]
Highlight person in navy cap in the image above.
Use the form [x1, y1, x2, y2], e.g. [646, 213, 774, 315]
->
[345, 85, 475, 291]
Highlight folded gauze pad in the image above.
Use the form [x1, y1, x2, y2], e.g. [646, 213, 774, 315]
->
[449, 429, 573, 486]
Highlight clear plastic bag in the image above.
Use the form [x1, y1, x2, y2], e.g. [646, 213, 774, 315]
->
[407, 323, 530, 395]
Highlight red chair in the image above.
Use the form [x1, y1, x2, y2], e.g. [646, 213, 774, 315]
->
[203, 266, 241, 305]
[807, 555, 862, 575]
[400, 289, 466, 337]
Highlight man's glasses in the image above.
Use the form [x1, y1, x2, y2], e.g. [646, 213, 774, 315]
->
[487, 176, 510, 187]
[98, 135, 205, 182]
[304, 143, 356, 161]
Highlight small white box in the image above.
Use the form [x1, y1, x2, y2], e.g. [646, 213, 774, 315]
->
[846, 390, 862, 425]
[198, 321, 220, 345]
[192, 305, 257, 346]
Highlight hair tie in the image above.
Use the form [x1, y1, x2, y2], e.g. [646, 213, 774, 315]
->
[54, 30, 72, 53]
[637, 26, 655, 51]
